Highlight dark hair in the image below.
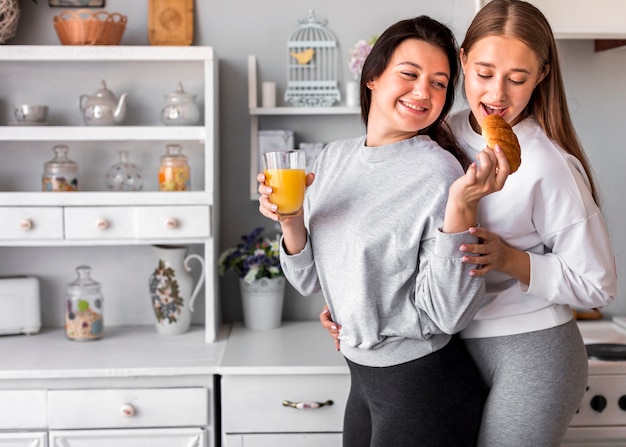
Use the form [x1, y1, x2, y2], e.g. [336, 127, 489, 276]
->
[360, 15, 470, 169]
[462, 0, 598, 203]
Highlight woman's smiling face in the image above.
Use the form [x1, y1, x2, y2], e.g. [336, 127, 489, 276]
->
[366, 38, 450, 146]
[461, 35, 547, 130]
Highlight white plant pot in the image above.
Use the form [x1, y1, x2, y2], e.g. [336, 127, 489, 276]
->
[239, 277, 285, 330]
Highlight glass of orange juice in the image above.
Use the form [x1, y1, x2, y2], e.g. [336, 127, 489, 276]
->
[263, 150, 306, 216]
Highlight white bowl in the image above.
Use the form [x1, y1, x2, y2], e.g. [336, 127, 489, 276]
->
[14, 105, 48, 123]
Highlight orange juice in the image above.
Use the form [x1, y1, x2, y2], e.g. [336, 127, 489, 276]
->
[264, 168, 306, 215]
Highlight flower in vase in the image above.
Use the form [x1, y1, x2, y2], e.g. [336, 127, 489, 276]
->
[347, 35, 378, 81]
[218, 227, 283, 284]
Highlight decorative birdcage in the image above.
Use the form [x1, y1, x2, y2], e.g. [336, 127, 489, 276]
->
[284, 10, 341, 107]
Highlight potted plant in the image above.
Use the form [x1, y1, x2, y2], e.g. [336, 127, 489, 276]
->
[345, 35, 378, 106]
[219, 226, 285, 330]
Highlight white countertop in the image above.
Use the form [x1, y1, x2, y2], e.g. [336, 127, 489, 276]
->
[0, 325, 228, 383]
[220, 321, 349, 375]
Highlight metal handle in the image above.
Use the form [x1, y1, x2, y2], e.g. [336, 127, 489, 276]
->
[282, 399, 333, 410]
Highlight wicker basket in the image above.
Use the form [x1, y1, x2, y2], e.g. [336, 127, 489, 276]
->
[53, 9, 127, 46]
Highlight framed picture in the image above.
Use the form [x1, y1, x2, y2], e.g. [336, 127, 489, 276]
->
[49, 0, 105, 6]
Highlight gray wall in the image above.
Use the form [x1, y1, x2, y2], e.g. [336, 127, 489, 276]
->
[10, 0, 626, 322]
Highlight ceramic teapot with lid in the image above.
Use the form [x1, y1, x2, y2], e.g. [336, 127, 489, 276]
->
[161, 81, 200, 126]
[79, 80, 128, 126]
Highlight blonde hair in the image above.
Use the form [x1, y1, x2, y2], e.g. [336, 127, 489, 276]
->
[462, 0, 598, 203]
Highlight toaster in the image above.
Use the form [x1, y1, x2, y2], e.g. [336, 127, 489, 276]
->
[0, 276, 41, 336]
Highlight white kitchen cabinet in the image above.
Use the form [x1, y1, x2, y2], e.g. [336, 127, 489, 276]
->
[220, 322, 350, 446]
[0, 433, 47, 447]
[0, 390, 47, 429]
[49, 428, 205, 447]
[247, 55, 362, 199]
[0, 45, 219, 342]
[224, 433, 342, 447]
[48, 387, 209, 429]
[479, 0, 626, 39]
[0, 325, 227, 447]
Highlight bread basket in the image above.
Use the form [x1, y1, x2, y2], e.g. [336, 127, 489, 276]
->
[53, 9, 127, 45]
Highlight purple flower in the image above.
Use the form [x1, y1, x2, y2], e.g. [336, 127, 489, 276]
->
[218, 227, 284, 283]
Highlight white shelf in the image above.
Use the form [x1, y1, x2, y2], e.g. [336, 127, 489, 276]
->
[0, 45, 214, 62]
[0, 191, 212, 206]
[0, 325, 228, 384]
[0, 126, 208, 141]
[247, 55, 361, 198]
[0, 46, 219, 344]
[250, 106, 359, 116]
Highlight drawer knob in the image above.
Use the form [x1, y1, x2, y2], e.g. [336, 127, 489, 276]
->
[120, 403, 135, 417]
[96, 218, 109, 230]
[19, 219, 33, 231]
[165, 217, 179, 229]
[282, 399, 334, 410]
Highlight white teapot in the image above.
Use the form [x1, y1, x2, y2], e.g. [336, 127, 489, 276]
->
[79, 80, 128, 126]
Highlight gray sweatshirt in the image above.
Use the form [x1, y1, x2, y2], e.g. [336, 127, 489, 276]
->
[281, 135, 485, 367]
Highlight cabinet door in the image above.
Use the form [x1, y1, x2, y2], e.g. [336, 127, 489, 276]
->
[224, 433, 341, 447]
[480, 0, 626, 38]
[0, 390, 47, 429]
[49, 428, 205, 447]
[0, 432, 47, 447]
[0, 207, 63, 240]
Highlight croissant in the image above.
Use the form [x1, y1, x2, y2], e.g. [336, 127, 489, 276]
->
[481, 114, 521, 173]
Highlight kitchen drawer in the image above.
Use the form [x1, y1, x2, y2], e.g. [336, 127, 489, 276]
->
[225, 433, 342, 447]
[221, 374, 349, 433]
[65, 207, 135, 240]
[0, 390, 47, 429]
[48, 387, 209, 429]
[0, 207, 63, 240]
[50, 427, 205, 447]
[136, 205, 210, 239]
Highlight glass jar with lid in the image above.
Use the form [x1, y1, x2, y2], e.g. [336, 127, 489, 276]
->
[65, 265, 104, 341]
[42, 144, 79, 192]
[158, 144, 191, 191]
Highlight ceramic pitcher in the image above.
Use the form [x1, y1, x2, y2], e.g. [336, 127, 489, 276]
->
[149, 245, 205, 335]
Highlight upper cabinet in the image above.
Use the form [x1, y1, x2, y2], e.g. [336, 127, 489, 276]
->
[479, 0, 626, 39]
[0, 46, 220, 342]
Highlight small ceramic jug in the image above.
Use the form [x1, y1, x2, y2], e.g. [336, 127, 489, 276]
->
[148, 245, 205, 335]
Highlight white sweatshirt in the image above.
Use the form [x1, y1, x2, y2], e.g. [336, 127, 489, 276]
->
[448, 110, 617, 338]
[280, 135, 485, 367]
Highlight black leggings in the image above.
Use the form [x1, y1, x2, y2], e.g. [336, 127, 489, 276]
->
[343, 336, 485, 447]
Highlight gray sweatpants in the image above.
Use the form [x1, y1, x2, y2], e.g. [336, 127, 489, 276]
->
[463, 319, 588, 447]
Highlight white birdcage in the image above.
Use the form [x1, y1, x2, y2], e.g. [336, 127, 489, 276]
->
[284, 10, 341, 107]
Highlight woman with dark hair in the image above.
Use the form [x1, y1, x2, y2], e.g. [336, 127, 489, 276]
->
[259, 15, 509, 447]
